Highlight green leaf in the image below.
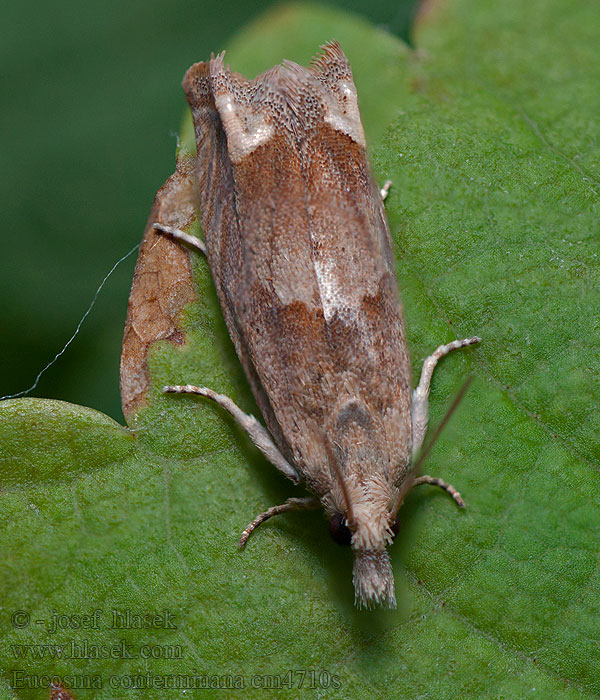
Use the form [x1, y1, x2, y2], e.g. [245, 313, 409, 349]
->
[1, 2, 599, 698]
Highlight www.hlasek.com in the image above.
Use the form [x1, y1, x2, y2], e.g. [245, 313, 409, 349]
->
[11, 639, 183, 660]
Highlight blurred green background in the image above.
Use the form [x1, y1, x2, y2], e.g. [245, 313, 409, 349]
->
[0, 0, 417, 423]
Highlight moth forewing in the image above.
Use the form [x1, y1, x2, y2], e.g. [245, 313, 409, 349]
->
[160, 42, 480, 609]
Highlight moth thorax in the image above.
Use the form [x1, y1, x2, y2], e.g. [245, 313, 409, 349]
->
[352, 549, 396, 609]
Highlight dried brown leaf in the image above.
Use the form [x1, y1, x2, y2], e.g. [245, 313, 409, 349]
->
[120, 155, 199, 422]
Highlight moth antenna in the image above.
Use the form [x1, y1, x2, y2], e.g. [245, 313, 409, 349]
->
[391, 376, 473, 514]
[323, 439, 357, 530]
[412, 375, 474, 475]
[390, 469, 417, 515]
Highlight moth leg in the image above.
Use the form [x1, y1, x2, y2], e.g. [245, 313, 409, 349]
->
[238, 496, 321, 549]
[164, 384, 300, 484]
[153, 223, 206, 255]
[379, 179, 392, 201]
[412, 475, 465, 508]
[411, 337, 481, 457]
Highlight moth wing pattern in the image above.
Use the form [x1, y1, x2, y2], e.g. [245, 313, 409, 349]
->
[183, 44, 412, 514]
[177, 43, 481, 609]
[181, 58, 291, 456]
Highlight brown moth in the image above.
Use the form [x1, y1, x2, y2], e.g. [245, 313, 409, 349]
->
[155, 42, 480, 608]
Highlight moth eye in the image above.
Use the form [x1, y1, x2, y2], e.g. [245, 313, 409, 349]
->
[329, 512, 352, 546]
[391, 514, 401, 540]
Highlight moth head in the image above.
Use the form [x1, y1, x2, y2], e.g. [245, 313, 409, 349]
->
[328, 508, 400, 609]
[323, 441, 401, 607]
[328, 511, 400, 547]
[352, 548, 396, 609]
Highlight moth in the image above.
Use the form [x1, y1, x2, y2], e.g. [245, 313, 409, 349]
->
[155, 42, 479, 608]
